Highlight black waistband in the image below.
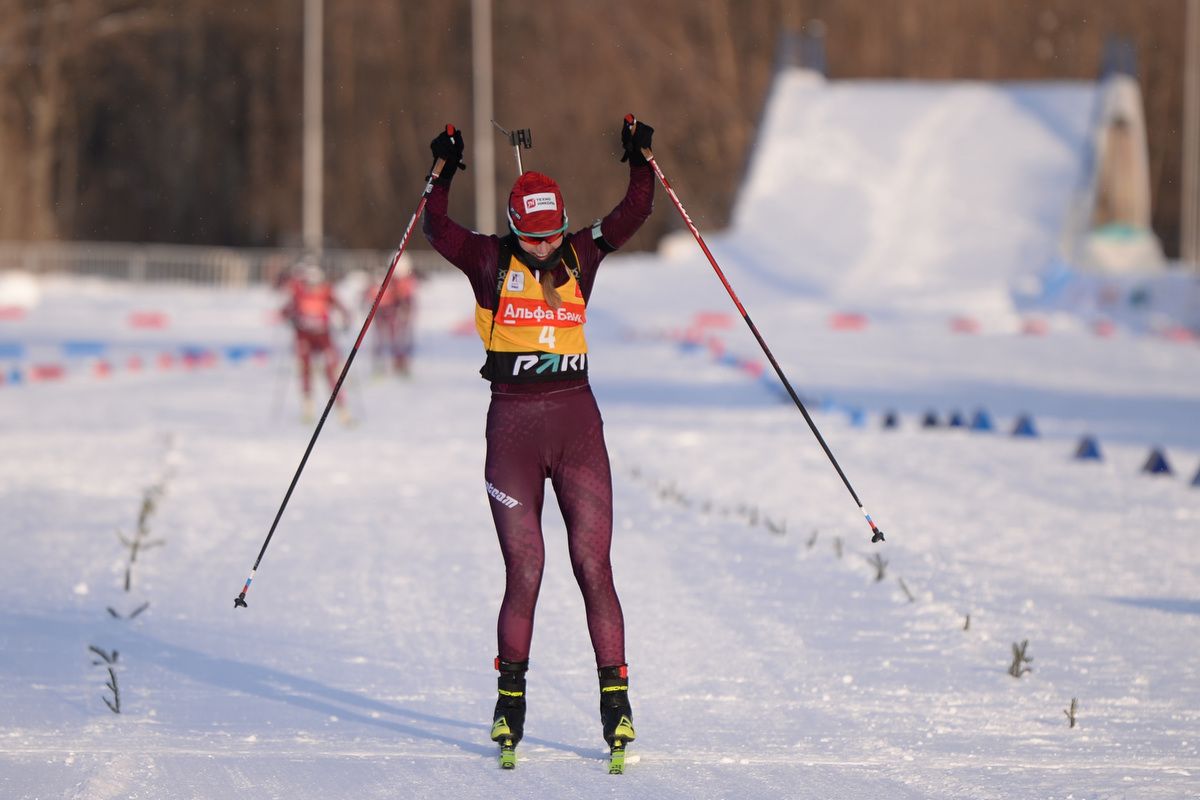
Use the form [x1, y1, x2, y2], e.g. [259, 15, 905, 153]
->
[490, 377, 591, 396]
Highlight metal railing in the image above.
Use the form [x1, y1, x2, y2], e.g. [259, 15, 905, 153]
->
[0, 241, 450, 286]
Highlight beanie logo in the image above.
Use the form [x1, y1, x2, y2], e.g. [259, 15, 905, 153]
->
[522, 192, 558, 213]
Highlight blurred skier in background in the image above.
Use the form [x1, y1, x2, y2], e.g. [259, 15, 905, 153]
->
[422, 115, 655, 769]
[281, 259, 352, 424]
[363, 254, 418, 377]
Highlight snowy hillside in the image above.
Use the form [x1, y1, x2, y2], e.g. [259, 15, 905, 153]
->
[706, 73, 1095, 320]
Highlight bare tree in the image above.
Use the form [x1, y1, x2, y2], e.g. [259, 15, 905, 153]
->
[0, 0, 1189, 254]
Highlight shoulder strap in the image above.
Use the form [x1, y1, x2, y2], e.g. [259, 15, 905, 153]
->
[494, 235, 517, 308]
[486, 235, 518, 347]
[562, 241, 582, 284]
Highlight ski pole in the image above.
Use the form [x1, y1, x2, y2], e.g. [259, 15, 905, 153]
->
[627, 114, 884, 544]
[234, 140, 452, 610]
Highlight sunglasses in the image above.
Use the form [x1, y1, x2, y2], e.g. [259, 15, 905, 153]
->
[516, 231, 564, 247]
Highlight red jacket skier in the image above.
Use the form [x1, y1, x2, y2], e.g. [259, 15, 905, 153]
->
[281, 262, 351, 422]
[362, 255, 417, 377]
[423, 116, 655, 767]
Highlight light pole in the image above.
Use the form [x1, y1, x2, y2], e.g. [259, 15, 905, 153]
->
[1183, 0, 1200, 269]
[472, 0, 496, 234]
[302, 0, 324, 254]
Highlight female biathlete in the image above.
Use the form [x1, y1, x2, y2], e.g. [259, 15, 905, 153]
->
[422, 115, 655, 770]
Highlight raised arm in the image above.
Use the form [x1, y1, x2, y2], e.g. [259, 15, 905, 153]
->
[421, 126, 501, 306]
[595, 162, 655, 252]
[570, 116, 657, 298]
[599, 116, 656, 250]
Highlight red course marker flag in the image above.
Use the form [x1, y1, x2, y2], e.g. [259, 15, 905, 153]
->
[950, 316, 980, 334]
[829, 312, 868, 331]
[129, 311, 169, 329]
[31, 364, 66, 381]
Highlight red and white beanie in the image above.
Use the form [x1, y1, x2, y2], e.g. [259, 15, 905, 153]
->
[507, 171, 568, 238]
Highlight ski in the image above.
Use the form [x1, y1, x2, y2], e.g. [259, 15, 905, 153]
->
[493, 738, 634, 771]
[498, 738, 517, 770]
[608, 740, 627, 774]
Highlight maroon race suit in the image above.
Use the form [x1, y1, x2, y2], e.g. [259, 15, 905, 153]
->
[423, 164, 654, 667]
[281, 277, 349, 406]
[363, 272, 417, 375]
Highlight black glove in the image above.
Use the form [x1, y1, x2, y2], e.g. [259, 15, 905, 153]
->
[429, 126, 467, 183]
[620, 116, 654, 167]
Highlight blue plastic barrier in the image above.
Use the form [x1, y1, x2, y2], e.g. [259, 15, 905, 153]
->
[1012, 414, 1038, 438]
[970, 409, 994, 432]
[223, 345, 262, 363]
[1141, 447, 1173, 475]
[1074, 435, 1103, 461]
[62, 340, 109, 357]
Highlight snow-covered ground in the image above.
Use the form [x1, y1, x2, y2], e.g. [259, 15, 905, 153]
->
[3, 75, 1200, 799]
[2, 261, 1197, 799]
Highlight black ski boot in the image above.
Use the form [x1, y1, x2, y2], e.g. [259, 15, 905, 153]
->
[598, 664, 636, 774]
[490, 657, 527, 769]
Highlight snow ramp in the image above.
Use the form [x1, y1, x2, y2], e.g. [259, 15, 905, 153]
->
[702, 71, 1096, 320]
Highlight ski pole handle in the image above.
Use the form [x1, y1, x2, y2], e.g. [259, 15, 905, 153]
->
[444, 123, 457, 170]
[619, 113, 657, 166]
[425, 123, 458, 179]
[624, 113, 656, 165]
[428, 157, 447, 183]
